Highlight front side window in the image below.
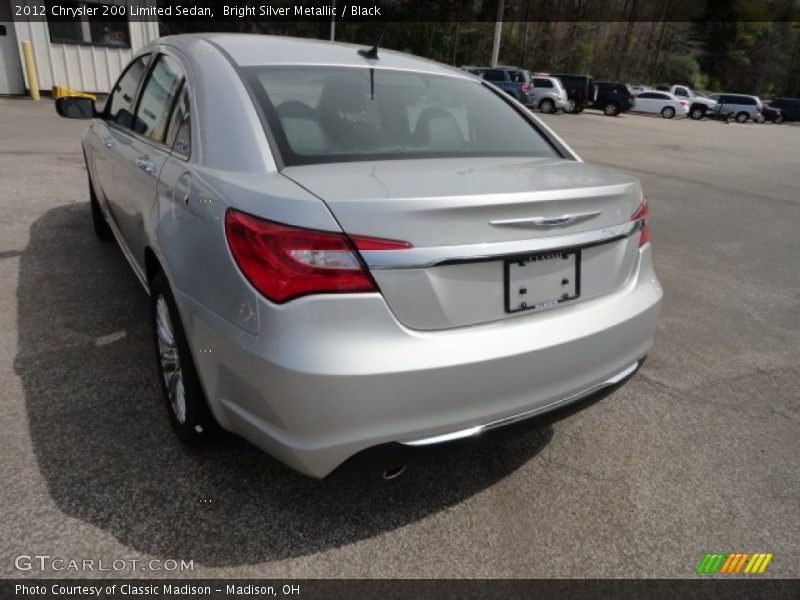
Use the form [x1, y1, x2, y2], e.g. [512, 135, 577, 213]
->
[106, 54, 150, 128]
[638, 92, 656, 99]
[134, 55, 184, 143]
[533, 78, 554, 88]
[246, 67, 559, 166]
[47, 0, 130, 48]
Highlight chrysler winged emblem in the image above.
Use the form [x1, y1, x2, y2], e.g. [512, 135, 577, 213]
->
[489, 211, 601, 229]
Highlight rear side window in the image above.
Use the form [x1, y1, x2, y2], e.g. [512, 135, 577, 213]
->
[533, 78, 554, 88]
[166, 90, 191, 159]
[483, 70, 506, 82]
[134, 55, 185, 143]
[106, 54, 150, 128]
[507, 70, 528, 83]
[246, 66, 559, 166]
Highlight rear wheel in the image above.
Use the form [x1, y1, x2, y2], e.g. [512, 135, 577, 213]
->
[603, 102, 620, 116]
[690, 107, 705, 120]
[774, 114, 785, 124]
[150, 270, 219, 446]
[735, 112, 749, 123]
[661, 106, 676, 119]
[564, 99, 577, 114]
[539, 98, 556, 114]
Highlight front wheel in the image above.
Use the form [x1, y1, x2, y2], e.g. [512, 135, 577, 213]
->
[564, 99, 577, 114]
[690, 107, 705, 120]
[735, 112, 749, 123]
[661, 106, 676, 119]
[151, 271, 219, 446]
[774, 114, 784, 124]
[539, 98, 556, 114]
[604, 103, 620, 116]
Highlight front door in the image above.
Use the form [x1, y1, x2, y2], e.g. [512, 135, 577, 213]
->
[0, 1, 24, 95]
[115, 53, 185, 271]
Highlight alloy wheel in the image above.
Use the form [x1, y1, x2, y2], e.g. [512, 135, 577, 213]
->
[155, 294, 187, 424]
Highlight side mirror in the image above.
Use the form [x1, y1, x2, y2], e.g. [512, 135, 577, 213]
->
[55, 96, 97, 119]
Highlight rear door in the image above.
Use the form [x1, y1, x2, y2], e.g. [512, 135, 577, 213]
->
[635, 92, 656, 113]
[483, 69, 513, 98]
[531, 77, 553, 105]
[114, 53, 185, 270]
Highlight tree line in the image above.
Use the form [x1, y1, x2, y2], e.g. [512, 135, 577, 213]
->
[161, 0, 800, 97]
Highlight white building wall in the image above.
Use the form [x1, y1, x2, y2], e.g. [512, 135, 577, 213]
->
[12, 4, 158, 93]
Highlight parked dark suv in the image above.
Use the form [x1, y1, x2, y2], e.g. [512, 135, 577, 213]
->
[466, 66, 532, 106]
[767, 97, 800, 122]
[552, 73, 595, 113]
[589, 81, 634, 116]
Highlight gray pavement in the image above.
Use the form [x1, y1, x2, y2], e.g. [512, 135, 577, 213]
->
[0, 98, 798, 578]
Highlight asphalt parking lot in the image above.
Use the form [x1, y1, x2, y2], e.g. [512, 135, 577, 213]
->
[1, 98, 798, 579]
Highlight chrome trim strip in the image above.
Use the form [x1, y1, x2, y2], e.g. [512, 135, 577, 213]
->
[362, 219, 642, 270]
[399, 360, 640, 447]
[490, 210, 602, 229]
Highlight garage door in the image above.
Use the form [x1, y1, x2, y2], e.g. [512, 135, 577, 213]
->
[0, 0, 24, 95]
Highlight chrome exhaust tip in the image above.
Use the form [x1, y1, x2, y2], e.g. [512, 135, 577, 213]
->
[382, 465, 407, 480]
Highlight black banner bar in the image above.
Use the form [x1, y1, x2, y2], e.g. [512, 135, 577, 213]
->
[3, 579, 800, 600]
[10, 0, 800, 23]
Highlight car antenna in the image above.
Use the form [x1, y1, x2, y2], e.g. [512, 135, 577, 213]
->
[357, 6, 394, 60]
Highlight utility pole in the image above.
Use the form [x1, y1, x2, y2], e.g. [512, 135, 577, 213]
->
[490, 0, 504, 66]
[330, 0, 336, 41]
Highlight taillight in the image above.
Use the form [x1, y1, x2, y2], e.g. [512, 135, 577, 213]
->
[521, 83, 529, 94]
[224, 209, 408, 303]
[680, 100, 688, 106]
[631, 197, 650, 247]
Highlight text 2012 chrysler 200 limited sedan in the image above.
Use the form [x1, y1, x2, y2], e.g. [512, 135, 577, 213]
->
[55, 34, 662, 478]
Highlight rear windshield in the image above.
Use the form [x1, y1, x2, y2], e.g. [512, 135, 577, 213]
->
[244, 66, 559, 166]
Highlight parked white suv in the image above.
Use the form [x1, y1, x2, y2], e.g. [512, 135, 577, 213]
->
[530, 75, 568, 114]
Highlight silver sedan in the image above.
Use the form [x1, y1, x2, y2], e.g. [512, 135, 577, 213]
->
[55, 34, 662, 478]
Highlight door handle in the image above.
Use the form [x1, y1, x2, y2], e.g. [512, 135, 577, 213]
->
[102, 137, 115, 148]
[135, 157, 156, 173]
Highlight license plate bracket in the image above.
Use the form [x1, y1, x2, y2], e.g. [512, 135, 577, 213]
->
[504, 250, 581, 313]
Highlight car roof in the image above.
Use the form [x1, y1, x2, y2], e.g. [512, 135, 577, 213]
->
[159, 33, 473, 80]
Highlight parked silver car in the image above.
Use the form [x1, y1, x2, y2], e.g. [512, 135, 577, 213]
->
[706, 93, 764, 123]
[530, 75, 569, 113]
[55, 34, 662, 478]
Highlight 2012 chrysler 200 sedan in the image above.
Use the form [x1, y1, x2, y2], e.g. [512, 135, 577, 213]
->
[55, 34, 662, 478]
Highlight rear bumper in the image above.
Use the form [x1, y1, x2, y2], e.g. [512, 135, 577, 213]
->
[178, 245, 662, 478]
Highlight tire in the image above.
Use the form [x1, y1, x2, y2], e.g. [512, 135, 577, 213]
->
[539, 98, 556, 114]
[690, 107, 705, 120]
[564, 100, 577, 114]
[735, 112, 749, 123]
[87, 169, 112, 241]
[150, 270, 219, 446]
[661, 106, 676, 119]
[603, 102, 620, 116]
[774, 114, 785, 124]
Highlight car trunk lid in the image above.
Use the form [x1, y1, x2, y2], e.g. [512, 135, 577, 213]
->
[283, 157, 644, 330]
